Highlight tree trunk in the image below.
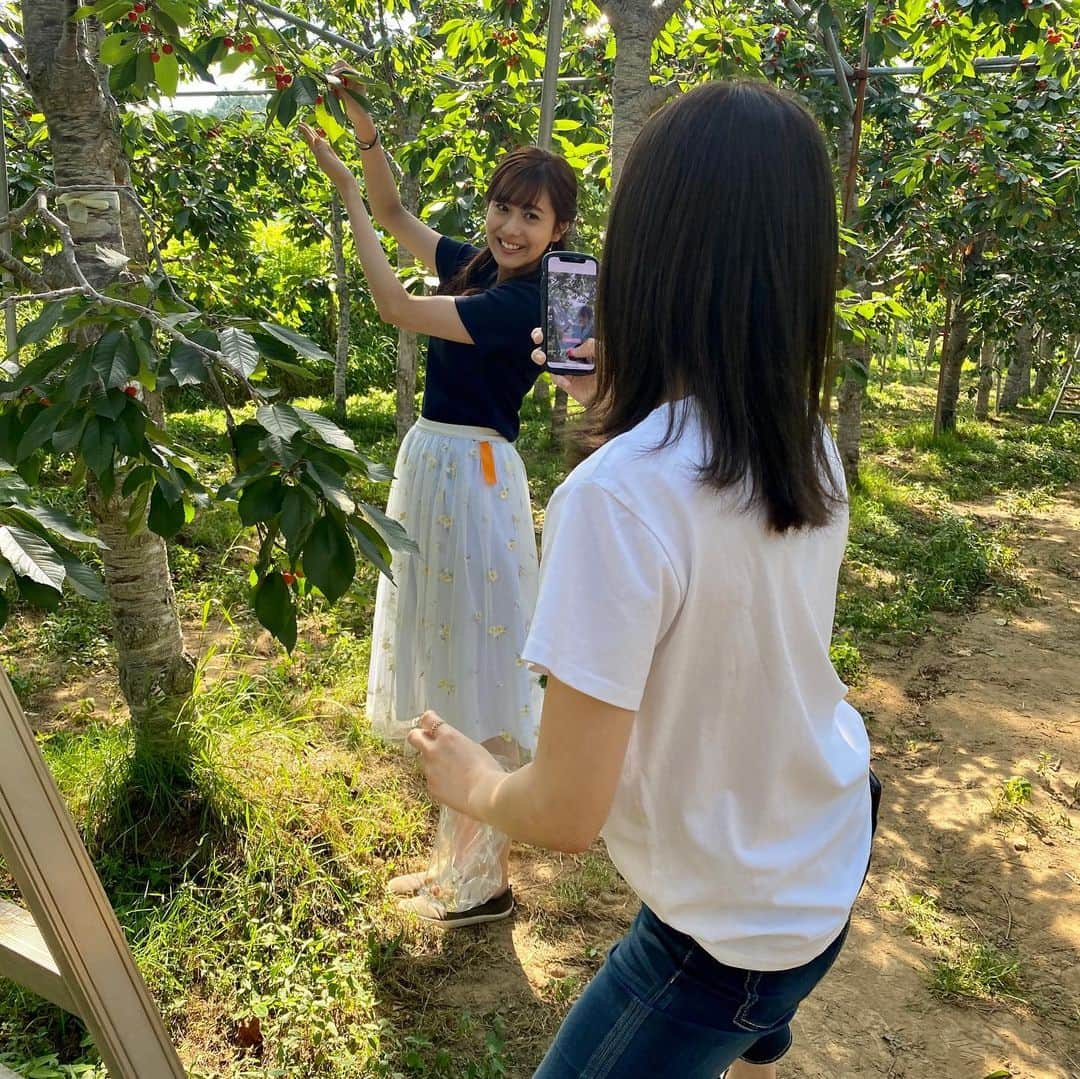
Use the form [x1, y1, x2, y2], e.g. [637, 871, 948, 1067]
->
[833, 113, 869, 484]
[836, 338, 869, 487]
[934, 301, 971, 435]
[330, 193, 350, 425]
[975, 336, 994, 421]
[23, 1, 193, 745]
[1033, 333, 1054, 397]
[922, 324, 939, 374]
[999, 318, 1034, 412]
[394, 164, 421, 442]
[604, 0, 682, 186]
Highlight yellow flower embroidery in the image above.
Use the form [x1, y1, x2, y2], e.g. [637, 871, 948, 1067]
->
[474, 611, 483, 622]
[437, 514, 454, 529]
[487, 569, 499, 583]
[439, 570, 454, 583]
[439, 624, 451, 641]
[437, 678, 456, 694]
[515, 657, 526, 667]
[446, 462, 458, 478]
[507, 538, 517, 551]
[488, 624, 506, 638]
[499, 487, 510, 500]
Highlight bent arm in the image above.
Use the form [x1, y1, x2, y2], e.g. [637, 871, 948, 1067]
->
[343, 98, 443, 273]
[465, 676, 635, 853]
[336, 175, 474, 343]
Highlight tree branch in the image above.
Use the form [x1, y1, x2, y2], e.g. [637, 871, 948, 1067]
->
[0, 38, 31, 94]
[781, 0, 855, 112]
[34, 193, 262, 397]
[0, 187, 47, 235]
[0, 249, 46, 291]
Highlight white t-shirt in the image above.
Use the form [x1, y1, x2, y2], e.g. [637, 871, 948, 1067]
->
[522, 401, 872, 972]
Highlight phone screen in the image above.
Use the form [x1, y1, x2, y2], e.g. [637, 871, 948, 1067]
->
[544, 253, 598, 374]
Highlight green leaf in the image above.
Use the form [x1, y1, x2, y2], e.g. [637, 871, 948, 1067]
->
[80, 417, 116, 479]
[147, 483, 185, 538]
[280, 485, 316, 561]
[51, 412, 91, 455]
[259, 321, 334, 363]
[0, 525, 65, 591]
[154, 51, 180, 97]
[110, 54, 138, 94]
[168, 341, 209, 386]
[277, 84, 298, 128]
[3, 343, 75, 393]
[154, 0, 192, 26]
[349, 518, 393, 579]
[294, 75, 320, 107]
[93, 387, 129, 421]
[20, 505, 104, 548]
[219, 327, 259, 380]
[92, 329, 138, 389]
[0, 589, 8, 627]
[253, 571, 297, 652]
[125, 483, 152, 537]
[15, 402, 69, 461]
[99, 34, 135, 67]
[17, 576, 63, 611]
[302, 515, 355, 605]
[60, 556, 106, 601]
[256, 403, 304, 442]
[238, 474, 285, 526]
[359, 500, 418, 554]
[294, 407, 356, 452]
[14, 302, 66, 353]
[303, 460, 355, 514]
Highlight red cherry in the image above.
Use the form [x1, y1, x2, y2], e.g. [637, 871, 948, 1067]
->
[127, 11, 138, 21]
[133, 2, 145, 10]
[39, 397, 51, 406]
[316, 127, 327, 138]
[139, 22, 151, 32]
[315, 94, 324, 104]
[223, 35, 234, 47]
[124, 385, 139, 397]
[283, 73, 292, 84]
[150, 51, 160, 62]
[276, 64, 285, 74]
[162, 42, 173, 54]
[282, 571, 296, 586]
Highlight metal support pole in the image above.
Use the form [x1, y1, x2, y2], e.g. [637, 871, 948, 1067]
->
[538, 0, 567, 150]
[0, 75, 18, 362]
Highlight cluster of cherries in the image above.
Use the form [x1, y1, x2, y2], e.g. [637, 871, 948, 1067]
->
[222, 34, 256, 53]
[122, 3, 174, 62]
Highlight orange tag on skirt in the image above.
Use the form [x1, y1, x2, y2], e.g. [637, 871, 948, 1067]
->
[478, 441, 497, 486]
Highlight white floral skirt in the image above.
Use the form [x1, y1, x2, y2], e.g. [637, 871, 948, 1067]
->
[366, 418, 544, 756]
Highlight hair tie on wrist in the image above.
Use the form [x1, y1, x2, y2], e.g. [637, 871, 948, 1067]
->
[356, 129, 380, 151]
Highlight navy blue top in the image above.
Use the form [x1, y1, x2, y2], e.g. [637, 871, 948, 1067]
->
[420, 236, 543, 443]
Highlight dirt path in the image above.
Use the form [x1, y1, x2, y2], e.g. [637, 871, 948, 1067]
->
[429, 488, 1080, 1078]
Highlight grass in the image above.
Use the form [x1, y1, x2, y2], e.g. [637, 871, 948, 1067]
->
[888, 890, 1026, 1006]
[0, 375, 1073, 1075]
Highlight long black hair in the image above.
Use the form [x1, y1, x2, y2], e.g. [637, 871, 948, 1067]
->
[584, 80, 840, 533]
[439, 146, 577, 296]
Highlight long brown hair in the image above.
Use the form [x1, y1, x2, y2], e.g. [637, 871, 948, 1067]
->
[583, 80, 840, 533]
[439, 146, 577, 296]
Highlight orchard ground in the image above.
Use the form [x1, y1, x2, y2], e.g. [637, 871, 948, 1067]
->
[1, 376, 1078, 1078]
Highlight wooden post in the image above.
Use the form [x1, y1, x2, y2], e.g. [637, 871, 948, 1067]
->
[0, 670, 186, 1078]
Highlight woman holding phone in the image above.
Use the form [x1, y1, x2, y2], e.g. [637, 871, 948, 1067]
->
[405, 80, 878, 1076]
[299, 68, 577, 926]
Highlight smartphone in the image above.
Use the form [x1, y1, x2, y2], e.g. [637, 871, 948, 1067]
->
[541, 251, 598, 375]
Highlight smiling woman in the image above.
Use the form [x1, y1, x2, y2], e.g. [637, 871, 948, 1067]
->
[299, 63, 578, 929]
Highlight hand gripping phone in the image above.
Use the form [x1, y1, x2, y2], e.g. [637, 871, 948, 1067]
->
[541, 251, 598, 375]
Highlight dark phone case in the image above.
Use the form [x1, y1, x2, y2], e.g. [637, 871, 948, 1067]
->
[541, 250, 598, 375]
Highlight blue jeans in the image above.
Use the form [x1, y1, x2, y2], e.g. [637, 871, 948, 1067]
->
[533, 905, 849, 1077]
[534, 772, 880, 1077]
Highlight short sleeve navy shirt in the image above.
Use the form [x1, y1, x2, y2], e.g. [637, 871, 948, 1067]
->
[420, 236, 543, 442]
